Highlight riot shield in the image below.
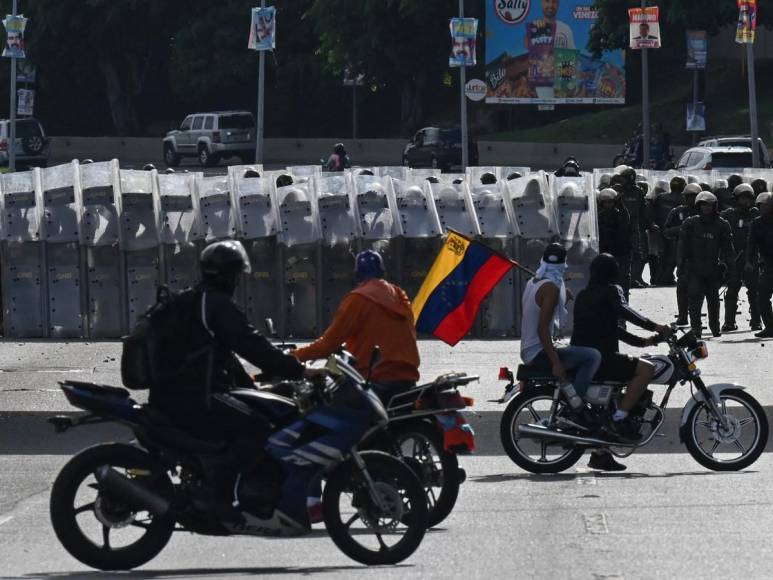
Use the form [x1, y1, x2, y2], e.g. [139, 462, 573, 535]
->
[429, 182, 480, 237]
[78, 160, 122, 337]
[287, 165, 321, 179]
[40, 162, 84, 337]
[376, 166, 408, 180]
[231, 174, 280, 328]
[466, 166, 501, 186]
[276, 182, 321, 337]
[317, 174, 360, 326]
[406, 168, 442, 188]
[354, 178, 402, 285]
[118, 169, 161, 331]
[502, 166, 531, 181]
[392, 180, 443, 303]
[196, 174, 236, 243]
[158, 172, 200, 292]
[469, 184, 519, 337]
[1, 171, 44, 336]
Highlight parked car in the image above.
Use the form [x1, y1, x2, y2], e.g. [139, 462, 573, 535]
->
[698, 135, 771, 168]
[0, 117, 49, 168]
[402, 126, 478, 171]
[675, 146, 755, 172]
[163, 111, 256, 167]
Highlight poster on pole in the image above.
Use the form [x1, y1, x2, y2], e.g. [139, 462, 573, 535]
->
[485, 2, 625, 105]
[686, 30, 707, 70]
[449, 18, 478, 67]
[628, 7, 661, 50]
[736, 0, 757, 44]
[687, 103, 706, 132]
[17, 89, 33, 116]
[2, 14, 26, 58]
[248, 6, 276, 51]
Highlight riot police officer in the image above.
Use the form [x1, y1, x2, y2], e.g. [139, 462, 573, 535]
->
[598, 188, 632, 297]
[713, 180, 734, 212]
[678, 192, 734, 338]
[721, 184, 761, 331]
[747, 192, 773, 338]
[652, 176, 686, 285]
[618, 167, 648, 288]
[751, 178, 768, 196]
[665, 183, 701, 324]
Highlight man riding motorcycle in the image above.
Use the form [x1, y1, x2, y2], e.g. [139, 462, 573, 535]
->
[571, 254, 672, 442]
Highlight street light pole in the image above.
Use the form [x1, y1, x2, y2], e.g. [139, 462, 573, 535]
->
[640, 0, 650, 169]
[9, 0, 18, 172]
[255, 0, 266, 165]
[746, 42, 760, 168]
[459, 0, 468, 171]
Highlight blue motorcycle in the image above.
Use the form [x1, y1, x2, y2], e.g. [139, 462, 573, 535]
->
[48, 353, 428, 569]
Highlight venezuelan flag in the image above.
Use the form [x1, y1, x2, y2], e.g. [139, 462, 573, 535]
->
[412, 231, 515, 346]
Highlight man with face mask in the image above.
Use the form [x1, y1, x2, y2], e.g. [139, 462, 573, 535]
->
[678, 192, 735, 338]
[747, 192, 773, 338]
[721, 184, 761, 332]
[664, 183, 701, 324]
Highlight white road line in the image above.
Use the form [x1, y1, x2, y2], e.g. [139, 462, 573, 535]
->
[0, 516, 14, 527]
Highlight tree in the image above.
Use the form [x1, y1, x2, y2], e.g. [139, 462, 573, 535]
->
[308, 0, 482, 136]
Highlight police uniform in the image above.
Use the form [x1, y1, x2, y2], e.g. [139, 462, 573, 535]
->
[748, 213, 773, 334]
[721, 205, 760, 329]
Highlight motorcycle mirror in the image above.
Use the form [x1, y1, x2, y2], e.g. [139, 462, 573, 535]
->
[367, 346, 381, 383]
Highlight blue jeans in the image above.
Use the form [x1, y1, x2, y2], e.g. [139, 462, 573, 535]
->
[529, 346, 602, 397]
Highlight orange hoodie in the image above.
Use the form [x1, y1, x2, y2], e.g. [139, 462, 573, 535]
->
[294, 278, 420, 382]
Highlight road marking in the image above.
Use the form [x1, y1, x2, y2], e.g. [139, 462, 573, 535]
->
[576, 469, 597, 485]
[583, 513, 609, 535]
[592, 574, 624, 580]
[0, 516, 13, 527]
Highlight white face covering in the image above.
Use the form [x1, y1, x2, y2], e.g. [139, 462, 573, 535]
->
[536, 259, 568, 333]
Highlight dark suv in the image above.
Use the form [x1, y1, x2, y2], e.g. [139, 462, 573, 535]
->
[402, 126, 479, 171]
[0, 117, 49, 168]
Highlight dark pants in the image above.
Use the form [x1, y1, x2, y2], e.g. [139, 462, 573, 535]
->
[659, 241, 678, 285]
[677, 271, 689, 321]
[631, 229, 647, 282]
[688, 271, 722, 334]
[725, 266, 760, 326]
[615, 253, 631, 301]
[758, 267, 773, 330]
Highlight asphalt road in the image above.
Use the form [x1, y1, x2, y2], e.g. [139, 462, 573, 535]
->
[2, 285, 773, 578]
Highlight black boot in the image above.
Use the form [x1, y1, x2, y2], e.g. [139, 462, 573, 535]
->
[588, 451, 627, 472]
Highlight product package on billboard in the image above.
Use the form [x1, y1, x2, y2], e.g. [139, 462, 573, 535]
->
[628, 7, 661, 50]
[486, 1, 624, 104]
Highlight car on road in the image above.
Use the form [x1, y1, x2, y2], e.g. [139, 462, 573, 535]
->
[163, 111, 256, 168]
[402, 126, 478, 171]
[0, 117, 49, 168]
[697, 135, 771, 168]
[675, 145, 756, 172]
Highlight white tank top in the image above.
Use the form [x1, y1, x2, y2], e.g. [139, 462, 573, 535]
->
[520, 278, 555, 364]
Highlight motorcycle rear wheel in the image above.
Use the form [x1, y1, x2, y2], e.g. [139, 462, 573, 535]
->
[501, 386, 585, 474]
[50, 443, 175, 571]
[392, 421, 461, 528]
[323, 451, 427, 565]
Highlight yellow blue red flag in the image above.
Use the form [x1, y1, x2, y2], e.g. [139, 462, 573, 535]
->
[412, 231, 514, 346]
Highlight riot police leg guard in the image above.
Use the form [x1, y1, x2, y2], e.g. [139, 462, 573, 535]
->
[723, 278, 742, 330]
[747, 268, 761, 330]
[757, 267, 773, 333]
[676, 274, 689, 325]
[706, 274, 722, 337]
[687, 273, 707, 337]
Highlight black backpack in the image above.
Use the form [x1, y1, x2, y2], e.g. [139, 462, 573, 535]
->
[121, 286, 206, 390]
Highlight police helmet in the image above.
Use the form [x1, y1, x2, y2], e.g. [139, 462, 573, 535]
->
[683, 183, 702, 196]
[357, 169, 375, 176]
[243, 169, 261, 179]
[727, 174, 744, 191]
[733, 183, 755, 199]
[670, 176, 686, 193]
[597, 188, 617, 202]
[751, 178, 768, 195]
[756, 192, 773, 206]
[695, 191, 718, 206]
[164, 168, 176, 174]
[713, 179, 728, 192]
[200, 240, 251, 292]
[598, 173, 612, 189]
[480, 172, 498, 185]
[142, 163, 156, 171]
[506, 171, 522, 181]
[276, 173, 294, 188]
[80, 159, 94, 165]
[426, 176, 440, 184]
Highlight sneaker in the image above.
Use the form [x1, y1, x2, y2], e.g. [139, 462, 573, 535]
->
[755, 328, 773, 339]
[307, 502, 324, 524]
[588, 452, 627, 472]
[721, 323, 737, 332]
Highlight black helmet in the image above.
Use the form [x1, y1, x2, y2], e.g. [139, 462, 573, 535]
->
[506, 171, 522, 181]
[669, 176, 686, 194]
[619, 167, 637, 184]
[142, 163, 156, 171]
[276, 173, 294, 188]
[727, 174, 743, 191]
[200, 240, 251, 293]
[751, 178, 768, 195]
[357, 169, 375, 176]
[452, 178, 464, 185]
[590, 253, 620, 285]
[243, 169, 261, 179]
[480, 172, 498, 185]
[334, 142, 346, 155]
[426, 176, 440, 184]
[80, 159, 94, 165]
[562, 160, 580, 177]
[164, 168, 176, 174]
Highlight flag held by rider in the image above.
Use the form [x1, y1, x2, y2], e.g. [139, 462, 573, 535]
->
[412, 231, 515, 346]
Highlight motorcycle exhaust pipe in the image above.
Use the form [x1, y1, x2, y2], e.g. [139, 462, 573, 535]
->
[95, 466, 171, 518]
[517, 425, 633, 448]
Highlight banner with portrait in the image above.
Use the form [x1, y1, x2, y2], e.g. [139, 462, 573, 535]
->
[248, 6, 276, 51]
[736, 0, 757, 44]
[485, 1, 624, 105]
[2, 14, 26, 59]
[449, 18, 478, 67]
[686, 30, 707, 70]
[628, 7, 661, 50]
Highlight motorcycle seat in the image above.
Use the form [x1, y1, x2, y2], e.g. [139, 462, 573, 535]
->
[516, 365, 576, 382]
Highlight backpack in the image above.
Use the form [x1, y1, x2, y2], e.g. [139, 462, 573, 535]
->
[121, 286, 206, 390]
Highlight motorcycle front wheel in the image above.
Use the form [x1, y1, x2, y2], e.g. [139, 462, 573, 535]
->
[682, 389, 768, 471]
[323, 451, 427, 565]
[50, 443, 175, 571]
[500, 386, 585, 474]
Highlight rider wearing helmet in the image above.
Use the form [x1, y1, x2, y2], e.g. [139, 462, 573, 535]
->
[721, 184, 761, 332]
[748, 192, 773, 338]
[325, 142, 351, 172]
[571, 254, 672, 441]
[678, 191, 735, 338]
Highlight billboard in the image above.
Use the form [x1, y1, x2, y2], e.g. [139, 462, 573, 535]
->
[485, 1, 625, 105]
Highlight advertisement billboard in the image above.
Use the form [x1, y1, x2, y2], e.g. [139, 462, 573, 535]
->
[485, 1, 625, 105]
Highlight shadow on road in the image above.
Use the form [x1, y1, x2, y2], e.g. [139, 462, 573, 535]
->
[471, 470, 758, 484]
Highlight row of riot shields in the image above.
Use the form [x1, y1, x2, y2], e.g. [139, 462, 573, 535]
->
[0, 161, 596, 340]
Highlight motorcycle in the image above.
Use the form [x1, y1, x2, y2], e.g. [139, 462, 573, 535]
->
[612, 136, 675, 170]
[48, 352, 428, 570]
[367, 373, 477, 528]
[497, 325, 769, 474]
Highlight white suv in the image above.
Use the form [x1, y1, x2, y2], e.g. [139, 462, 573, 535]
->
[698, 136, 770, 168]
[675, 146, 755, 172]
[163, 111, 256, 167]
